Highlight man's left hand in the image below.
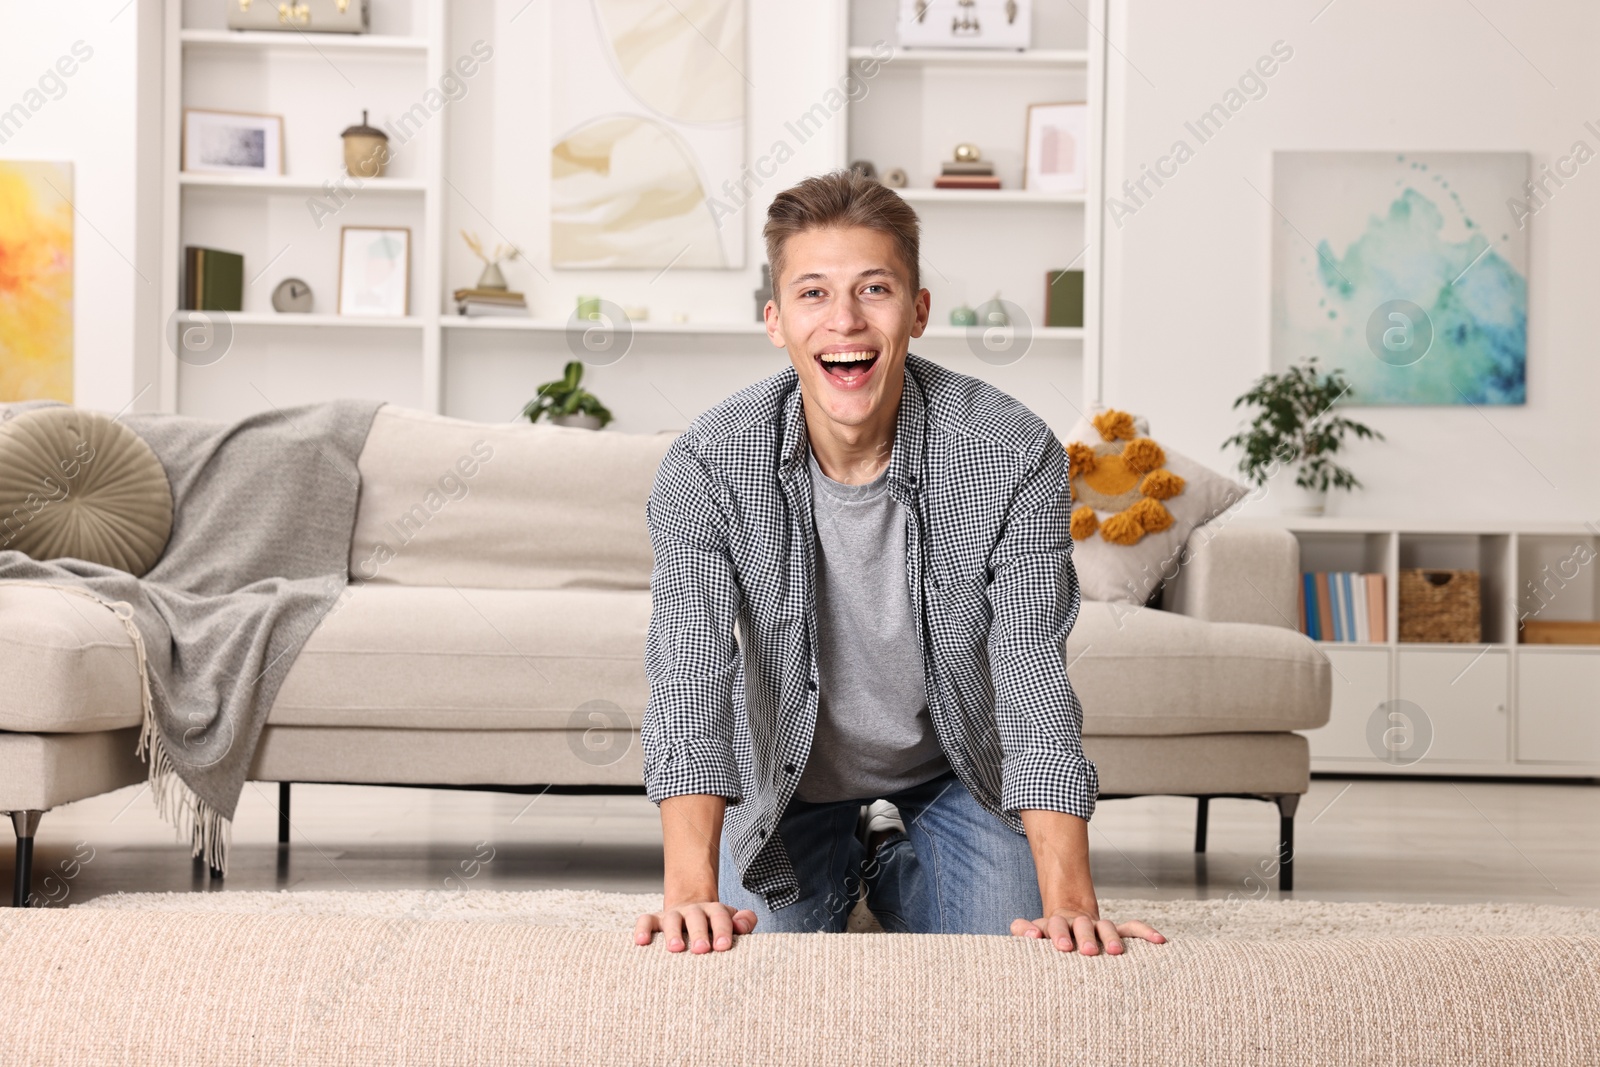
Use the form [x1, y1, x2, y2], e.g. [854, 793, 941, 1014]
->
[1011, 908, 1167, 956]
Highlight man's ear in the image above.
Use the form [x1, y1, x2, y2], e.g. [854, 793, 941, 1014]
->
[911, 287, 931, 338]
[764, 297, 786, 349]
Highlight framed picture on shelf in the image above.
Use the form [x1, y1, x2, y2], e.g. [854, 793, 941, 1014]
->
[1024, 102, 1088, 194]
[181, 108, 285, 176]
[338, 226, 411, 317]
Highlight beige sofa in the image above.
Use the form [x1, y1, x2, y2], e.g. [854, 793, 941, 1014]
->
[1, 404, 1330, 906]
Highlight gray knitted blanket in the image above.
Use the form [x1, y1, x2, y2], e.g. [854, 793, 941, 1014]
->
[0, 399, 381, 871]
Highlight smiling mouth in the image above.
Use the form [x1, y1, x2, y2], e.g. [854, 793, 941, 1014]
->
[816, 350, 879, 383]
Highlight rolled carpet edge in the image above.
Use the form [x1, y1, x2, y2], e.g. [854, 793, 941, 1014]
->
[2, 910, 1596, 1066]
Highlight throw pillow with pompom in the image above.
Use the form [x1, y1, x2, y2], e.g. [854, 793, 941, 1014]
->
[1065, 408, 1246, 604]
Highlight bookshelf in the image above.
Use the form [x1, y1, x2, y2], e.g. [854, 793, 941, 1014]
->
[159, 0, 445, 416]
[1237, 516, 1600, 778]
[838, 0, 1107, 406]
[157, 2, 1107, 431]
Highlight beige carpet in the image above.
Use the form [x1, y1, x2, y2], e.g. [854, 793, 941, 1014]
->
[0, 893, 1594, 1065]
[73, 887, 1600, 939]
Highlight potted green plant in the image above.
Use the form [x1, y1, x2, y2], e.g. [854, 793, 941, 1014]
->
[521, 360, 614, 430]
[1221, 356, 1384, 515]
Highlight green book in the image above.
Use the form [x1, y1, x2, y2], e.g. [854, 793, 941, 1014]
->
[183, 246, 244, 312]
[1045, 269, 1084, 328]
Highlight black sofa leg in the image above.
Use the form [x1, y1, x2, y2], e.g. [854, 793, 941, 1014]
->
[278, 782, 291, 846]
[1275, 794, 1300, 892]
[1194, 797, 1209, 853]
[11, 810, 43, 908]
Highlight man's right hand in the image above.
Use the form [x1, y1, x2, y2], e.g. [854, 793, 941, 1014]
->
[634, 900, 758, 952]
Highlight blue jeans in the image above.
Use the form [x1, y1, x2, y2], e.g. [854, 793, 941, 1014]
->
[717, 769, 1043, 935]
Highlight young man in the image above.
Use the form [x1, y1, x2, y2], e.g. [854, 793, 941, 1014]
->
[632, 170, 1165, 957]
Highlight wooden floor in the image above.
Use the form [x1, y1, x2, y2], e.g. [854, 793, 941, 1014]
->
[8, 775, 1599, 909]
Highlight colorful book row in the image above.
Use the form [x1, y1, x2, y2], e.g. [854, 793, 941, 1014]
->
[1299, 572, 1387, 643]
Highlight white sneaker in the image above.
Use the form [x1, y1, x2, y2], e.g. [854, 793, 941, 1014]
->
[864, 799, 905, 836]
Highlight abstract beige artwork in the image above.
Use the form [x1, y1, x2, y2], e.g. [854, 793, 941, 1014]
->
[552, 0, 745, 269]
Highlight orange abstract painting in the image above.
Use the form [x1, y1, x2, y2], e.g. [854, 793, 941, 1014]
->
[0, 161, 73, 402]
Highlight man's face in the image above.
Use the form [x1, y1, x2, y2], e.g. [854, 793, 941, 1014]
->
[764, 225, 930, 430]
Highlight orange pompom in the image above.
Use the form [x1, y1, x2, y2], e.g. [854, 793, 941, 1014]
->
[1100, 509, 1146, 545]
[1140, 468, 1186, 500]
[1071, 504, 1099, 542]
[1065, 440, 1097, 478]
[1121, 436, 1166, 474]
[1093, 409, 1137, 442]
[1128, 496, 1174, 533]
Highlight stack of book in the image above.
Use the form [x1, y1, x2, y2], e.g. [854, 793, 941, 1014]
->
[454, 288, 529, 317]
[934, 160, 1001, 191]
[1299, 571, 1387, 642]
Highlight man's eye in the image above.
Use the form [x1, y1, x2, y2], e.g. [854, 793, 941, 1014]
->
[864, 284, 887, 294]
[802, 288, 823, 298]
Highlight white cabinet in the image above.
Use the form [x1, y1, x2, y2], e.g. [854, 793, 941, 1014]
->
[1307, 647, 1389, 761]
[1395, 649, 1508, 764]
[1257, 518, 1598, 776]
[1517, 652, 1600, 763]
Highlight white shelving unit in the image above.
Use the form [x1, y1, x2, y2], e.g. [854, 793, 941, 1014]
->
[177, 174, 429, 194]
[178, 28, 430, 53]
[891, 188, 1088, 205]
[441, 318, 1084, 340]
[157, 2, 1107, 428]
[1238, 515, 1600, 778]
[837, 0, 1107, 406]
[159, 0, 446, 416]
[845, 46, 1091, 66]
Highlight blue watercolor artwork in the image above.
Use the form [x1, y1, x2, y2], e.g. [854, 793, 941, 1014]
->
[1270, 152, 1528, 406]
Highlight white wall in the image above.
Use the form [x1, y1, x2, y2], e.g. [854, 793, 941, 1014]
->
[0, 0, 163, 414]
[1102, 0, 1600, 524]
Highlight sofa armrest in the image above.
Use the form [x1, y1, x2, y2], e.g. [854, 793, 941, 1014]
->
[1162, 521, 1301, 629]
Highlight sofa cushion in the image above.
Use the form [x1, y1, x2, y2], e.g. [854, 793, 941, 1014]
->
[0, 580, 1328, 743]
[1064, 408, 1247, 604]
[269, 584, 650, 730]
[0, 584, 151, 732]
[1069, 601, 1331, 736]
[349, 405, 677, 591]
[0, 406, 173, 576]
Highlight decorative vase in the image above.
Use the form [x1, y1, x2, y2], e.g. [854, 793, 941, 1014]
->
[550, 413, 602, 430]
[949, 303, 978, 326]
[341, 110, 389, 179]
[476, 261, 508, 290]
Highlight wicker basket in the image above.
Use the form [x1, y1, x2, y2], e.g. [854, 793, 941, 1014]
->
[1398, 568, 1481, 643]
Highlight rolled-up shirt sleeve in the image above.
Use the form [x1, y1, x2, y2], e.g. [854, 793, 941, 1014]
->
[640, 434, 744, 805]
[984, 428, 1099, 821]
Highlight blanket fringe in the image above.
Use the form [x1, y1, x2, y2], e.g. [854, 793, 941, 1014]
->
[19, 582, 234, 873]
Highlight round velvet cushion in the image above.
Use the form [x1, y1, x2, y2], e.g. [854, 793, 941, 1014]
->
[0, 406, 173, 575]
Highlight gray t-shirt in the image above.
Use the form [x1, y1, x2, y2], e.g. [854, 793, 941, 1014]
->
[794, 443, 952, 803]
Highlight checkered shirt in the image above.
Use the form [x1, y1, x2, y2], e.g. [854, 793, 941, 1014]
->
[641, 352, 1098, 911]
